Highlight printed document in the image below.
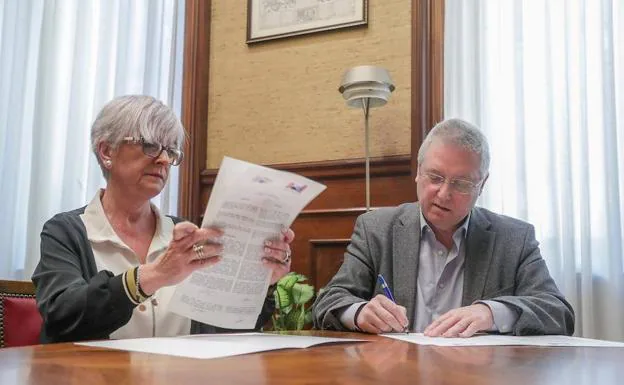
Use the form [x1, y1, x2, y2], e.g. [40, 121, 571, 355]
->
[76, 333, 365, 359]
[382, 333, 624, 347]
[169, 157, 326, 328]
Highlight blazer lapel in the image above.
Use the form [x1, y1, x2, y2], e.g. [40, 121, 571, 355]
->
[393, 203, 421, 329]
[462, 208, 495, 305]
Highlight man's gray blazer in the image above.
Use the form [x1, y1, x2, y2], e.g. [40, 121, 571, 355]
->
[312, 203, 575, 335]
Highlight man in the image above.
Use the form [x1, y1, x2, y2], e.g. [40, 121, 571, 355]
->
[312, 118, 574, 336]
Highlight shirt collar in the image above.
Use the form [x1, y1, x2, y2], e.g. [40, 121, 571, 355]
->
[81, 189, 174, 254]
[419, 209, 471, 244]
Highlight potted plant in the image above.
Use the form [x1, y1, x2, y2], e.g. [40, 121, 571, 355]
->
[271, 272, 315, 331]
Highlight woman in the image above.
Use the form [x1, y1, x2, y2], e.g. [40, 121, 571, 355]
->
[32, 95, 293, 343]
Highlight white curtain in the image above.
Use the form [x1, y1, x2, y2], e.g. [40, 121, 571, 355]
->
[0, 0, 186, 280]
[445, 0, 624, 341]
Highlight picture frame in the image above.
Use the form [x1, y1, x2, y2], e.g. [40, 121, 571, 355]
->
[247, 0, 368, 44]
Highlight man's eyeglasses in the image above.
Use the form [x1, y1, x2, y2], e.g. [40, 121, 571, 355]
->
[122, 137, 184, 166]
[421, 171, 482, 195]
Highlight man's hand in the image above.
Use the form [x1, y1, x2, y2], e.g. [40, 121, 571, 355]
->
[355, 294, 409, 334]
[423, 304, 494, 338]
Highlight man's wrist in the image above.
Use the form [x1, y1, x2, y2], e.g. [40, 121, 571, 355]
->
[475, 300, 518, 333]
[338, 302, 367, 331]
[353, 303, 366, 331]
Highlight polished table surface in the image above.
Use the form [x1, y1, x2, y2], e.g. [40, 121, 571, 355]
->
[1, 331, 623, 385]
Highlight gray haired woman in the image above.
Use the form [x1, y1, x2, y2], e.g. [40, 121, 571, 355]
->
[32, 95, 294, 343]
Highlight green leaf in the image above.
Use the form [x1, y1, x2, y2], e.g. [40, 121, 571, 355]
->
[277, 272, 298, 291]
[274, 286, 291, 309]
[291, 283, 314, 305]
[272, 271, 316, 330]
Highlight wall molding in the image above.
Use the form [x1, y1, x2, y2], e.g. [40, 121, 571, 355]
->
[200, 154, 411, 187]
[300, 208, 368, 216]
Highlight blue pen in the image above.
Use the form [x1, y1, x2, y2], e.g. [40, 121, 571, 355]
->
[377, 274, 409, 333]
[377, 274, 397, 302]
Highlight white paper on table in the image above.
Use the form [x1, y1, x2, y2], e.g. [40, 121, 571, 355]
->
[382, 333, 624, 347]
[169, 157, 326, 328]
[76, 333, 366, 359]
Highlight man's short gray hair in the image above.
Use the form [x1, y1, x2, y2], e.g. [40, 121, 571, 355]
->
[91, 95, 186, 179]
[417, 118, 490, 179]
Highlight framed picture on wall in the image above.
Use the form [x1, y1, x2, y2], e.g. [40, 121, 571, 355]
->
[247, 0, 368, 44]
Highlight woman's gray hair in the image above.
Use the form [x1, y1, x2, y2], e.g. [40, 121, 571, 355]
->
[417, 118, 490, 179]
[91, 95, 186, 179]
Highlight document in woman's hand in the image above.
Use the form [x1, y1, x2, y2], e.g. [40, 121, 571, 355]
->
[169, 157, 326, 329]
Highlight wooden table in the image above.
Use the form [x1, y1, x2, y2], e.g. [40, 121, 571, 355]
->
[1, 331, 623, 385]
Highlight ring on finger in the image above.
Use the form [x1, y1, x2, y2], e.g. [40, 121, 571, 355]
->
[192, 243, 205, 259]
[283, 249, 291, 264]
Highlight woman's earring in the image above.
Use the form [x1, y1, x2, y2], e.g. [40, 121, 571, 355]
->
[104, 159, 112, 168]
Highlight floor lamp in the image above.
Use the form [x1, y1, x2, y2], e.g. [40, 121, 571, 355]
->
[339, 65, 395, 211]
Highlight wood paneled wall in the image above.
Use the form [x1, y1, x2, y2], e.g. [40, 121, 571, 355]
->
[199, 155, 413, 290]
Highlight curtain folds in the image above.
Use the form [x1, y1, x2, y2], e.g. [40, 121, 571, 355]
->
[445, 0, 624, 341]
[0, 0, 185, 280]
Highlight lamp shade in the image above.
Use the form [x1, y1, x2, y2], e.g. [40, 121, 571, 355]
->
[338, 65, 395, 108]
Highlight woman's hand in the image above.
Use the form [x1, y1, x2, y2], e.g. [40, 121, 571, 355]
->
[262, 228, 295, 285]
[139, 222, 223, 294]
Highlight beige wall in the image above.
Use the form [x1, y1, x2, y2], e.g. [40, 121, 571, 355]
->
[206, 0, 412, 168]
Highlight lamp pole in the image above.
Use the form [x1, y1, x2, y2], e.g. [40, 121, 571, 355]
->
[338, 65, 394, 213]
[362, 98, 371, 211]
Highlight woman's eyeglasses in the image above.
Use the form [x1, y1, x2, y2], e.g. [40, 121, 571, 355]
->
[122, 136, 184, 166]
